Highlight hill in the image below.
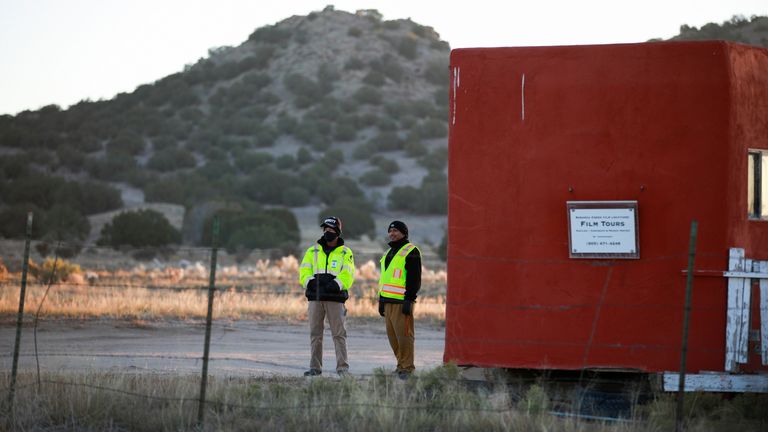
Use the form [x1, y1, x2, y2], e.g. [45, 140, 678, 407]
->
[0, 6, 450, 252]
[667, 14, 768, 47]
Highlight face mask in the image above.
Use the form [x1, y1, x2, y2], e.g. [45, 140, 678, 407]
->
[323, 231, 338, 242]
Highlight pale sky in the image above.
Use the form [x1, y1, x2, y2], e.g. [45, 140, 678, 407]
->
[1, 0, 765, 115]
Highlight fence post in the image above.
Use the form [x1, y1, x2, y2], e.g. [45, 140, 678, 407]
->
[7, 212, 34, 422]
[676, 220, 698, 432]
[198, 216, 219, 426]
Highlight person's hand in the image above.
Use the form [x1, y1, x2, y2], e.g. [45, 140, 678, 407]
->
[378, 302, 385, 317]
[402, 300, 412, 316]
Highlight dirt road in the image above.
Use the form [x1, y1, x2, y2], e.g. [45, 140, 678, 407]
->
[1, 319, 445, 377]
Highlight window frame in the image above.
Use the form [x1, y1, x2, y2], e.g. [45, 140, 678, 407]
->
[748, 149, 767, 220]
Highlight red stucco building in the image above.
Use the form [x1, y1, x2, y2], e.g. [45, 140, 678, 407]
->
[445, 41, 768, 387]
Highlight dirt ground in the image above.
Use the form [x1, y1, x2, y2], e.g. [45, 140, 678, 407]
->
[1, 318, 446, 377]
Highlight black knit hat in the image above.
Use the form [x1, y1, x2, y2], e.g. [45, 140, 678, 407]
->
[321, 216, 342, 235]
[388, 220, 408, 238]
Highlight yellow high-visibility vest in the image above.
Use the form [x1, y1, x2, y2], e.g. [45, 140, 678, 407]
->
[299, 245, 355, 290]
[378, 243, 418, 300]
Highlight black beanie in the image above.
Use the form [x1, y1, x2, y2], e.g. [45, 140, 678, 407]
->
[388, 220, 408, 238]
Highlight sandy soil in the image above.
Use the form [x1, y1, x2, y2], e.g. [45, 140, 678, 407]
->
[1, 318, 445, 377]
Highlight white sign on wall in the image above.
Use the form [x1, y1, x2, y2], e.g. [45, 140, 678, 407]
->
[567, 201, 639, 259]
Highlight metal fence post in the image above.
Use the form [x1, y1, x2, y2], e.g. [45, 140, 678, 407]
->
[676, 220, 698, 432]
[7, 212, 34, 422]
[198, 216, 219, 426]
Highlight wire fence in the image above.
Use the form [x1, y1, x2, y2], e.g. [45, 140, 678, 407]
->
[1, 215, 765, 430]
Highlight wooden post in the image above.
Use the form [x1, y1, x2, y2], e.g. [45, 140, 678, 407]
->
[198, 216, 219, 426]
[7, 212, 34, 423]
[676, 220, 698, 432]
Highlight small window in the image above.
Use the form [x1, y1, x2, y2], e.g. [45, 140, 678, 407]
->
[748, 150, 768, 219]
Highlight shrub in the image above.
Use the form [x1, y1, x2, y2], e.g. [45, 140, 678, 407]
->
[254, 126, 278, 147]
[419, 146, 448, 171]
[347, 27, 362, 37]
[317, 63, 339, 94]
[0, 153, 31, 179]
[352, 142, 375, 160]
[201, 206, 300, 251]
[388, 169, 450, 214]
[344, 57, 365, 70]
[275, 154, 296, 170]
[60, 181, 123, 215]
[143, 177, 187, 205]
[107, 130, 145, 156]
[359, 168, 391, 186]
[315, 176, 364, 205]
[333, 123, 357, 142]
[197, 160, 233, 181]
[296, 147, 313, 165]
[404, 133, 428, 157]
[0, 204, 44, 239]
[40, 204, 91, 242]
[434, 87, 449, 107]
[369, 155, 399, 172]
[419, 118, 448, 139]
[248, 24, 292, 45]
[242, 72, 272, 89]
[29, 257, 81, 284]
[86, 152, 138, 181]
[147, 148, 197, 172]
[363, 71, 386, 86]
[438, 230, 448, 262]
[388, 186, 421, 212]
[368, 131, 403, 152]
[282, 186, 311, 206]
[375, 54, 404, 83]
[317, 149, 344, 169]
[353, 86, 382, 105]
[240, 168, 299, 205]
[284, 73, 322, 101]
[3, 175, 121, 216]
[98, 209, 181, 248]
[56, 145, 85, 171]
[317, 203, 375, 240]
[397, 36, 418, 59]
[235, 152, 274, 172]
[277, 114, 298, 135]
[294, 120, 332, 150]
[424, 59, 449, 85]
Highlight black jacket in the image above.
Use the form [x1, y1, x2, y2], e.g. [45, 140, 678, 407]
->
[379, 237, 421, 303]
[304, 237, 350, 303]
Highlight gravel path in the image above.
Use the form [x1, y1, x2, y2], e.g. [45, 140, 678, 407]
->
[1, 319, 445, 377]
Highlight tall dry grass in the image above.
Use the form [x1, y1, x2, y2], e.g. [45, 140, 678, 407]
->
[4, 365, 765, 431]
[0, 257, 446, 322]
[0, 283, 446, 321]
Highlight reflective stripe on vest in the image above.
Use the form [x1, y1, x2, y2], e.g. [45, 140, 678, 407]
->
[378, 243, 418, 300]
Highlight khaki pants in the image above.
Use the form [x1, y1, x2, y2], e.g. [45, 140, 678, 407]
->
[384, 303, 415, 372]
[308, 301, 348, 372]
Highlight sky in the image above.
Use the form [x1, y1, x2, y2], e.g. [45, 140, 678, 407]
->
[1, 0, 766, 116]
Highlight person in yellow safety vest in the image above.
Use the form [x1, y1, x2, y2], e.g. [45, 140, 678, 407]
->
[299, 216, 355, 377]
[378, 220, 421, 380]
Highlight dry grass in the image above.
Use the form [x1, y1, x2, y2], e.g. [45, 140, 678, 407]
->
[0, 257, 446, 322]
[0, 283, 446, 321]
[4, 366, 764, 431]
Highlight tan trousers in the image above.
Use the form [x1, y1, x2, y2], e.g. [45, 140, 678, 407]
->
[308, 301, 348, 372]
[384, 303, 415, 372]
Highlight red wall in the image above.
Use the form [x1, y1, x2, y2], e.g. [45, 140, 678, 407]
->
[445, 41, 768, 373]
